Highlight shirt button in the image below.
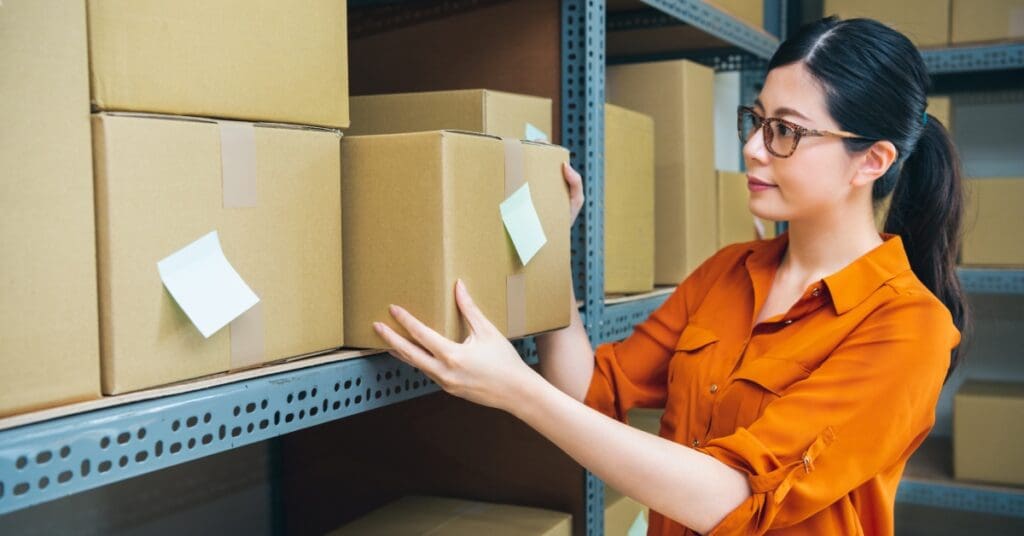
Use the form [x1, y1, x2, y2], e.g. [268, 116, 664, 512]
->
[784, 319, 793, 325]
[811, 287, 821, 297]
[709, 384, 719, 394]
[692, 439, 700, 447]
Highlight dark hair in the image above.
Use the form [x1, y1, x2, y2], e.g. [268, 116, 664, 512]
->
[767, 16, 970, 379]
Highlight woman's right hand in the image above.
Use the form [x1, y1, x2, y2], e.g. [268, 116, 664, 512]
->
[562, 162, 584, 227]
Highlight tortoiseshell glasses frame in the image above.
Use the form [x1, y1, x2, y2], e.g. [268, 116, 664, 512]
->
[737, 105, 875, 158]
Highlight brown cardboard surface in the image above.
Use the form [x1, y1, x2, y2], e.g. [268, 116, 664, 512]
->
[348, 89, 552, 141]
[342, 131, 571, 349]
[626, 408, 664, 435]
[961, 178, 1024, 267]
[952, 0, 1024, 43]
[954, 380, 1024, 486]
[604, 104, 656, 295]
[93, 113, 343, 394]
[329, 496, 573, 536]
[604, 487, 649, 536]
[708, 0, 764, 29]
[0, 0, 100, 417]
[718, 171, 758, 248]
[607, 60, 717, 285]
[87, 0, 349, 128]
[349, 0, 560, 143]
[824, 0, 951, 48]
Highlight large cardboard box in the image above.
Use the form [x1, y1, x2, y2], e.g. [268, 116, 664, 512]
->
[87, 0, 349, 128]
[824, 0, 950, 48]
[349, 0, 560, 142]
[954, 380, 1024, 486]
[348, 90, 552, 141]
[342, 131, 571, 349]
[1, 0, 100, 416]
[605, 487, 649, 536]
[709, 0, 764, 29]
[961, 178, 1024, 267]
[93, 113, 344, 394]
[604, 104, 656, 295]
[329, 496, 573, 535]
[607, 60, 717, 285]
[952, 0, 1024, 44]
[718, 171, 758, 248]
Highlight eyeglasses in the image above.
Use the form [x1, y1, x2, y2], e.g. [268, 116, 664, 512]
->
[737, 105, 873, 158]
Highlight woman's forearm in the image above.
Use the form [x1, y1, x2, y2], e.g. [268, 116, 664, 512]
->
[535, 271, 595, 402]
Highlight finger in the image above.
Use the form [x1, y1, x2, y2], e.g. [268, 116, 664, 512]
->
[562, 162, 583, 193]
[455, 279, 491, 335]
[388, 305, 457, 356]
[374, 322, 447, 379]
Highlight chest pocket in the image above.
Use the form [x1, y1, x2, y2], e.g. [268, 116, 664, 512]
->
[668, 324, 719, 383]
[716, 357, 812, 430]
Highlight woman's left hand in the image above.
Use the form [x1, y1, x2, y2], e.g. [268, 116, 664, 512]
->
[373, 279, 540, 412]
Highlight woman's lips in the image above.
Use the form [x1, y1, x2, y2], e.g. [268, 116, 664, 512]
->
[747, 175, 778, 192]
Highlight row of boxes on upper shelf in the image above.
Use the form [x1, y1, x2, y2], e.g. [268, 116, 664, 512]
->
[2, 1, 574, 417]
[824, 0, 1024, 47]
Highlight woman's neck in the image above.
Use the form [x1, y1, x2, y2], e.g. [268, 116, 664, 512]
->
[781, 215, 885, 282]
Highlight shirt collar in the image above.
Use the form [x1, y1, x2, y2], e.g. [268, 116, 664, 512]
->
[743, 232, 913, 315]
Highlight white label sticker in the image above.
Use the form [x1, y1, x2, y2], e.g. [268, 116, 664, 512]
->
[525, 122, 549, 143]
[627, 511, 648, 536]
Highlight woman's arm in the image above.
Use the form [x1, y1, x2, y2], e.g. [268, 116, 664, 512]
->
[535, 276, 594, 402]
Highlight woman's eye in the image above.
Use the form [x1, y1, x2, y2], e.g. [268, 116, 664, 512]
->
[777, 123, 794, 137]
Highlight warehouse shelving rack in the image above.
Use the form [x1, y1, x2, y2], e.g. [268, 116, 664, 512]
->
[2, 1, 1023, 534]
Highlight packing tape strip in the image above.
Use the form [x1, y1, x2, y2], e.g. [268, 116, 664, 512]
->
[502, 138, 527, 338]
[230, 302, 266, 370]
[219, 121, 258, 209]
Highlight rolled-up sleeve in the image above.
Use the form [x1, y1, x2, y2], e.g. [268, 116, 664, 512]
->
[696, 293, 960, 535]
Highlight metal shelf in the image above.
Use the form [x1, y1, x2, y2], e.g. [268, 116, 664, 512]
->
[625, 0, 779, 60]
[958, 268, 1024, 295]
[899, 436, 1024, 517]
[923, 42, 1024, 74]
[597, 288, 674, 344]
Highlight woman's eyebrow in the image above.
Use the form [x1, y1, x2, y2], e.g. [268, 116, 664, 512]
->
[753, 98, 811, 121]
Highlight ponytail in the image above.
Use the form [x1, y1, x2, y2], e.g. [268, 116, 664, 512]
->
[884, 115, 971, 378]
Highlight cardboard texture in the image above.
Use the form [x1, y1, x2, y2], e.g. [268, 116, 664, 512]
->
[717, 171, 758, 248]
[607, 60, 717, 285]
[341, 131, 571, 349]
[93, 113, 344, 394]
[604, 104, 656, 295]
[708, 0, 764, 29]
[349, 0, 560, 142]
[605, 487, 650, 536]
[824, 0, 950, 47]
[875, 96, 953, 232]
[87, 0, 349, 128]
[329, 496, 573, 536]
[1, 0, 100, 417]
[961, 178, 1024, 267]
[954, 380, 1024, 486]
[952, 0, 1024, 43]
[348, 89, 552, 141]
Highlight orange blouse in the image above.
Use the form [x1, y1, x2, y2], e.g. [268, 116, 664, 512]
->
[584, 232, 960, 535]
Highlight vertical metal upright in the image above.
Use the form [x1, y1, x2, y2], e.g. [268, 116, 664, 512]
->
[561, 0, 606, 533]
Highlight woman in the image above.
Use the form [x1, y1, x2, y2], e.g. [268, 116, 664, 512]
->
[373, 16, 968, 535]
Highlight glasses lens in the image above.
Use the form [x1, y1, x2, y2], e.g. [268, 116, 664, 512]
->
[768, 120, 798, 156]
[738, 109, 760, 143]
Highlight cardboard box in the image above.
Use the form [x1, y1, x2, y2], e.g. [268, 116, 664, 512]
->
[954, 380, 1024, 486]
[709, 0, 764, 29]
[607, 60, 717, 285]
[329, 496, 573, 535]
[93, 113, 344, 394]
[718, 171, 759, 248]
[348, 90, 552, 141]
[87, 0, 349, 128]
[1, 0, 100, 416]
[349, 0, 560, 142]
[824, 0, 950, 48]
[952, 0, 1024, 44]
[604, 104, 656, 295]
[605, 487, 650, 536]
[342, 131, 571, 349]
[961, 178, 1024, 267]
[627, 408, 664, 435]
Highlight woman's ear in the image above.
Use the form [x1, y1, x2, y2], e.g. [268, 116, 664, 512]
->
[852, 140, 898, 187]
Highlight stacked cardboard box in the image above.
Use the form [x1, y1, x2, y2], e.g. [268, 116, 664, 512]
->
[710, 0, 764, 29]
[86, 1, 350, 394]
[717, 171, 759, 248]
[951, 0, 1024, 44]
[961, 178, 1024, 267]
[1, 0, 100, 416]
[604, 104, 657, 295]
[823, 0, 950, 48]
[607, 60, 717, 286]
[329, 496, 573, 535]
[605, 487, 649, 536]
[954, 380, 1024, 486]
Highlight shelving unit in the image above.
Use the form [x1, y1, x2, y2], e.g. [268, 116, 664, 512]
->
[2, 2, 1022, 534]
